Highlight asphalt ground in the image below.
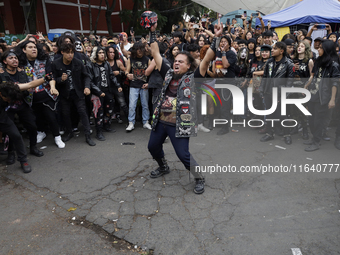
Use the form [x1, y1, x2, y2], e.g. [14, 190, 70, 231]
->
[1, 121, 339, 255]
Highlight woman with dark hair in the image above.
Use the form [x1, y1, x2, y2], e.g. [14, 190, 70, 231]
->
[17, 40, 64, 148]
[106, 45, 128, 124]
[196, 34, 207, 48]
[166, 44, 180, 66]
[304, 40, 340, 151]
[245, 31, 253, 41]
[125, 42, 151, 131]
[256, 35, 263, 46]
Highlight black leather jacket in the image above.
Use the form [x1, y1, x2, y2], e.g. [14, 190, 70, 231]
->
[52, 57, 90, 99]
[310, 61, 340, 105]
[86, 61, 120, 96]
[259, 56, 295, 95]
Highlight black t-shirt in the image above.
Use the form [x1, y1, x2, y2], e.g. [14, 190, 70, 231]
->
[214, 50, 237, 78]
[98, 63, 108, 91]
[294, 59, 310, 78]
[61, 62, 74, 90]
[129, 56, 149, 88]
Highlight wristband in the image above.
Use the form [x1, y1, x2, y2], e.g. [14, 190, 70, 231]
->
[221, 52, 227, 57]
[44, 74, 52, 82]
[210, 37, 217, 54]
[149, 31, 157, 44]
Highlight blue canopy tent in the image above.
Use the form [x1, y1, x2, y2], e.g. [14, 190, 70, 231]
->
[255, 0, 340, 28]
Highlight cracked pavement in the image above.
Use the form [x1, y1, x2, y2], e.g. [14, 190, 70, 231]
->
[1, 123, 340, 254]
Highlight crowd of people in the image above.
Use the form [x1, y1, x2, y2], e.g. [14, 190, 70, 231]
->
[0, 13, 339, 193]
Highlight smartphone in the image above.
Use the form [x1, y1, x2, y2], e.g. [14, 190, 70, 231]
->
[130, 27, 133, 33]
[243, 11, 247, 17]
[235, 15, 242, 18]
[227, 18, 230, 25]
[119, 34, 123, 41]
[293, 59, 299, 64]
[268, 20, 271, 26]
[193, 24, 199, 29]
[201, 18, 207, 22]
[316, 24, 326, 29]
[252, 13, 258, 17]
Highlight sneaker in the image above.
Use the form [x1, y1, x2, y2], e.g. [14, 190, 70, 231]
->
[143, 122, 152, 130]
[36, 131, 46, 143]
[116, 114, 123, 124]
[54, 136, 65, 148]
[194, 178, 205, 194]
[21, 162, 32, 173]
[73, 128, 80, 135]
[198, 123, 210, 133]
[126, 122, 134, 132]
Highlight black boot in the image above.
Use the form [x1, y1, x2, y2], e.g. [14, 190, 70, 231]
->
[85, 134, 96, 146]
[6, 152, 16, 165]
[322, 130, 331, 141]
[302, 127, 309, 140]
[30, 146, 44, 157]
[96, 128, 106, 141]
[116, 114, 123, 124]
[335, 136, 340, 150]
[190, 168, 205, 194]
[208, 115, 214, 130]
[217, 126, 229, 135]
[290, 125, 299, 135]
[150, 158, 170, 178]
[103, 122, 116, 132]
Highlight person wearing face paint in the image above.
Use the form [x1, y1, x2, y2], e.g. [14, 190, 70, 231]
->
[235, 47, 250, 120]
[87, 46, 123, 140]
[51, 43, 96, 146]
[258, 42, 295, 145]
[17, 41, 65, 149]
[146, 20, 222, 194]
[289, 41, 314, 140]
[304, 40, 340, 151]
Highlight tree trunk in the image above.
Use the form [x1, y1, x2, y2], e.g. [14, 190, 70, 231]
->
[104, 0, 117, 36]
[28, 0, 37, 34]
[94, 0, 103, 35]
[88, 0, 92, 33]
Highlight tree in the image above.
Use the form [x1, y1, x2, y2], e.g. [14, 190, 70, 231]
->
[104, 0, 117, 36]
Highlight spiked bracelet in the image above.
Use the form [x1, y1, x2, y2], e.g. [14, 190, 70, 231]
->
[149, 31, 157, 44]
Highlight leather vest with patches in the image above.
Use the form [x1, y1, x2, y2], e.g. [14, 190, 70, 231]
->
[24, 59, 58, 106]
[151, 69, 197, 138]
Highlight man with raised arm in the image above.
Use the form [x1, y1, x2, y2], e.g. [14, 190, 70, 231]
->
[146, 18, 223, 194]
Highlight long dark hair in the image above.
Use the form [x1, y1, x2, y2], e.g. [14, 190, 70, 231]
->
[315, 40, 340, 69]
[16, 40, 48, 66]
[130, 42, 145, 59]
[0, 81, 23, 102]
[105, 45, 119, 61]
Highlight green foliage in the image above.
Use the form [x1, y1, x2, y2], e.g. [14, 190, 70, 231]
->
[119, 0, 213, 35]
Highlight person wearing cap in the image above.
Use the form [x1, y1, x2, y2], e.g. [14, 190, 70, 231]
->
[312, 37, 323, 58]
[284, 39, 295, 59]
[262, 30, 273, 46]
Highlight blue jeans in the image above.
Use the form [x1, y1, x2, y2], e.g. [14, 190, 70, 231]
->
[148, 123, 198, 170]
[128, 87, 149, 124]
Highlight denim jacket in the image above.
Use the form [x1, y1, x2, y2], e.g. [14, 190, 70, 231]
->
[151, 69, 197, 138]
